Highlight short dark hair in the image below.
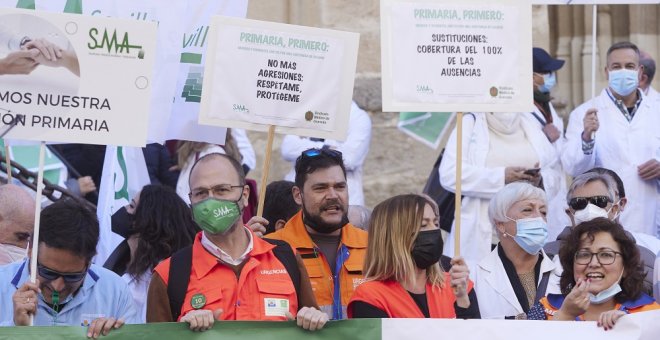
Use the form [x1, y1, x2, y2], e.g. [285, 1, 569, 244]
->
[558, 218, 645, 303]
[585, 167, 625, 198]
[188, 152, 245, 187]
[262, 181, 300, 234]
[40, 199, 99, 261]
[294, 148, 346, 188]
[606, 41, 640, 61]
[640, 55, 656, 83]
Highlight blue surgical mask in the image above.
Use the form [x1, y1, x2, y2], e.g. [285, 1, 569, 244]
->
[504, 216, 548, 255]
[539, 73, 556, 93]
[608, 69, 639, 96]
[589, 270, 624, 304]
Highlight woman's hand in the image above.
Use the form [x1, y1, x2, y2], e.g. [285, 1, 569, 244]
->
[598, 310, 626, 331]
[449, 256, 470, 308]
[554, 278, 590, 320]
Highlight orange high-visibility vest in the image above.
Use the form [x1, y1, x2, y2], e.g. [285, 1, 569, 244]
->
[154, 232, 298, 321]
[266, 211, 368, 319]
[347, 273, 474, 318]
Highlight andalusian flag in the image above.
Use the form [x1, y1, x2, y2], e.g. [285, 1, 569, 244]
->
[96, 146, 150, 264]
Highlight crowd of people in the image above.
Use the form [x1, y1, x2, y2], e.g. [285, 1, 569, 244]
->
[0, 40, 659, 338]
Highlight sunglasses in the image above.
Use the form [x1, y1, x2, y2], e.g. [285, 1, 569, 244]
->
[568, 196, 611, 211]
[301, 148, 342, 160]
[37, 263, 87, 283]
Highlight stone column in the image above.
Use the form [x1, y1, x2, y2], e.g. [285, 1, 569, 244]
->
[570, 5, 585, 106]
[597, 5, 612, 92]
[554, 5, 573, 118]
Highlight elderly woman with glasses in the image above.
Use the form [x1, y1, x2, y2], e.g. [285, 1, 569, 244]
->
[528, 218, 660, 329]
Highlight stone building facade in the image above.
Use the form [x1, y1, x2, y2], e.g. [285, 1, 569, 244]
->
[248, 1, 660, 117]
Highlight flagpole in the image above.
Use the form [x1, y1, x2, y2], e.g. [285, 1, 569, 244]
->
[3, 144, 11, 182]
[590, 4, 598, 140]
[256, 125, 276, 217]
[29, 141, 46, 326]
[453, 112, 463, 258]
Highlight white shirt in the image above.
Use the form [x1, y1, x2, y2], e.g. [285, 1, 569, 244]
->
[281, 101, 372, 205]
[200, 227, 253, 266]
[561, 88, 660, 237]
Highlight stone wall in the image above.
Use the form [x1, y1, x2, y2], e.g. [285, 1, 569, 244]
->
[244, 2, 660, 208]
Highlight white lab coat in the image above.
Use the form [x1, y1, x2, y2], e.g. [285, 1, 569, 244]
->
[440, 112, 568, 270]
[475, 248, 561, 319]
[281, 101, 372, 205]
[561, 89, 660, 237]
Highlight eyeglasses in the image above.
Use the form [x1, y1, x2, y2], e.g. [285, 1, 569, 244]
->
[574, 250, 621, 265]
[37, 263, 87, 283]
[568, 196, 611, 210]
[189, 184, 244, 201]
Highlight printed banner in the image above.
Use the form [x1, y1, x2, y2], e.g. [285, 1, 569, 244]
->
[0, 8, 157, 146]
[397, 112, 453, 149]
[0, 312, 659, 340]
[198, 16, 359, 141]
[165, 0, 248, 145]
[381, 0, 533, 113]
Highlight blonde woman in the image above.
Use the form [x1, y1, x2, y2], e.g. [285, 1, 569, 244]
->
[347, 194, 480, 318]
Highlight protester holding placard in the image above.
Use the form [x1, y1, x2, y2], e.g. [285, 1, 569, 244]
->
[347, 194, 478, 319]
[281, 101, 371, 206]
[474, 182, 560, 319]
[0, 199, 138, 337]
[147, 153, 327, 331]
[267, 148, 368, 320]
[561, 41, 660, 239]
[528, 218, 660, 330]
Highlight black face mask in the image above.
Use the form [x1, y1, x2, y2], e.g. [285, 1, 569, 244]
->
[411, 229, 443, 269]
[111, 207, 135, 239]
[301, 204, 349, 234]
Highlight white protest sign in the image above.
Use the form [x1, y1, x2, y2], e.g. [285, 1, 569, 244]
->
[381, 0, 533, 113]
[165, 0, 248, 145]
[33, 0, 187, 144]
[199, 16, 359, 141]
[382, 310, 660, 340]
[0, 8, 156, 146]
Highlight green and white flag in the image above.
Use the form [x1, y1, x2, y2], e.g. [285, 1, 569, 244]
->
[397, 112, 454, 149]
[96, 146, 150, 264]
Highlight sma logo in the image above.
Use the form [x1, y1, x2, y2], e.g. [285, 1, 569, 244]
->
[88, 28, 143, 57]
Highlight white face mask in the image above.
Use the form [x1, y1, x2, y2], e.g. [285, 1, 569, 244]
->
[572, 203, 610, 225]
[589, 269, 624, 304]
[0, 243, 28, 264]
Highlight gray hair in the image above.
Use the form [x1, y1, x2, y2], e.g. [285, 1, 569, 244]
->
[488, 182, 547, 225]
[566, 172, 617, 203]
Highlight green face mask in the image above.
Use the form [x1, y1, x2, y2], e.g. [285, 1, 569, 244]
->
[192, 198, 242, 235]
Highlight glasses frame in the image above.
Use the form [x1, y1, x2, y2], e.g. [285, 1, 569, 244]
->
[574, 250, 622, 265]
[36, 263, 87, 283]
[188, 184, 245, 201]
[568, 195, 611, 211]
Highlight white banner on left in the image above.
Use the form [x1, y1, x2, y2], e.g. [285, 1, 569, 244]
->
[0, 8, 156, 146]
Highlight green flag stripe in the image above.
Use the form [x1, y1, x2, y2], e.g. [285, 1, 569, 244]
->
[15, 0, 35, 9]
[180, 53, 203, 64]
[63, 0, 82, 14]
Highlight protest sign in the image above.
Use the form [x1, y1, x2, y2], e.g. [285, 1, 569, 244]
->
[397, 112, 453, 149]
[381, 0, 533, 113]
[198, 16, 359, 141]
[0, 311, 659, 339]
[532, 1, 659, 3]
[0, 8, 157, 147]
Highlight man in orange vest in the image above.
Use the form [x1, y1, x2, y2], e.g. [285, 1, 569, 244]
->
[146, 153, 327, 331]
[267, 148, 368, 320]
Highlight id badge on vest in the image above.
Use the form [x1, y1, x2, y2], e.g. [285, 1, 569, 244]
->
[264, 298, 290, 317]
